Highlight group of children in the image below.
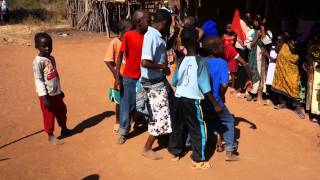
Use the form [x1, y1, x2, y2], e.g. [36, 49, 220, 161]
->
[33, 8, 320, 170]
[101, 9, 241, 169]
[32, 8, 241, 170]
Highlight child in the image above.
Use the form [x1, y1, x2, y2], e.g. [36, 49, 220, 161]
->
[202, 36, 239, 161]
[168, 27, 222, 169]
[104, 20, 132, 134]
[224, 43, 253, 95]
[222, 23, 237, 46]
[115, 10, 150, 144]
[32, 32, 72, 145]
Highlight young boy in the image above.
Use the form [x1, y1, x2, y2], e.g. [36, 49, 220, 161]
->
[202, 36, 240, 161]
[32, 32, 72, 145]
[140, 9, 173, 160]
[115, 10, 150, 144]
[168, 27, 222, 169]
[104, 20, 132, 134]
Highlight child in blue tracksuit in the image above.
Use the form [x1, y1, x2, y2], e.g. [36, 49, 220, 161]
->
[202, 36, 239, 161]
[168, 27, 222, 169]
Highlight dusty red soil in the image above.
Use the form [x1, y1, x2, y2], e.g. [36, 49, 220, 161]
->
[0, 31, 319, 180]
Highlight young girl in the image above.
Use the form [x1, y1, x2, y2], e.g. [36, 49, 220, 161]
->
[223, 23, 238, 92]
[223, 23, 237, 47]
[104, 20, 132, 134]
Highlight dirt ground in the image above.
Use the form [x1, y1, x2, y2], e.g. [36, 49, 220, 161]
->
[0, 29, 320, 180]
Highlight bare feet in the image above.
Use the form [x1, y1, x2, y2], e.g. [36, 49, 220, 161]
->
[142, 150, 163, 160]
[113, 124, 119, 135]
[48, 135, 64, 145]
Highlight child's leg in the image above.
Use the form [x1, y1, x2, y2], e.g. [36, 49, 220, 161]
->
[168, 97, 188, 159]
[115, 104, 120, 124]
[39, 96, 55, 135]
[39, 96, 63, 144]
[53, 94, 73, 137]
[53, 95, 67, 130]
[217, 106, 239, 161]
[231, 73, 236, 90]
[142, 135, 162, 160]
[118, 77, 137, 143]
[113, 104, 120, 134]
[186, 99, 207, 163]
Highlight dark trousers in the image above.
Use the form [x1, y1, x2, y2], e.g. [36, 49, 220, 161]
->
[168, 97, 207, 162]
[39, 94, 67, 134]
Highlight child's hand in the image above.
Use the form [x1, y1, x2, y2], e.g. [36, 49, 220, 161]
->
[114, 81, 120, 90]
[43, 95, 51, 110]
[214, 105, 223, 113]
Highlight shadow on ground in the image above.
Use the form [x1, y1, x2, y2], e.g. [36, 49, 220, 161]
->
[82, 174, 99, 180]
[60, 111, 115, 139]
[0, 130, 44, 149]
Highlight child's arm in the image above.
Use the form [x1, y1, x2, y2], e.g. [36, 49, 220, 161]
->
[33, 60, 51, 108]
[218, 60, 230, 103]
[104, 61, 117, 79]
[104, 39, 118, 79]
[205, 92, 223, 113]
[115, 52, 124, 89]
[141, 60, 170, 75]
[219, 84, 229, 103]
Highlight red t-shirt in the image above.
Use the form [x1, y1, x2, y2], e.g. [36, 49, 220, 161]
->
[223, 34, 236, 46]
[224, 44, 239, 73]
[120, 30, 144, 79]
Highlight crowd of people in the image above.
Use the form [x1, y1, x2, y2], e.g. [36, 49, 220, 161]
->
[32, 6, 320, 170]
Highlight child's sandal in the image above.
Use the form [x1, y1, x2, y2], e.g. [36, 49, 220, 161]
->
[190, 161, 212, 170]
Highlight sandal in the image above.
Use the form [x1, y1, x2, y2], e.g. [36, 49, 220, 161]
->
[190, 161, 212, 170]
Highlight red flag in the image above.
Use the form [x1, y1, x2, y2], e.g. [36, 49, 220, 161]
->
[231, 9, 246, 42]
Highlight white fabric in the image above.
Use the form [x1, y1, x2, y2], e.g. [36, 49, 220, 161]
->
[266, 49, 278, 85]
[1, 0, 7, 11]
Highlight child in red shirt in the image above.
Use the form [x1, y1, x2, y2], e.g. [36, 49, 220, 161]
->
[115, 10, 151, 144]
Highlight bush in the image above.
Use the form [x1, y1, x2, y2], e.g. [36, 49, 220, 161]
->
[9, 0, 67, 23]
